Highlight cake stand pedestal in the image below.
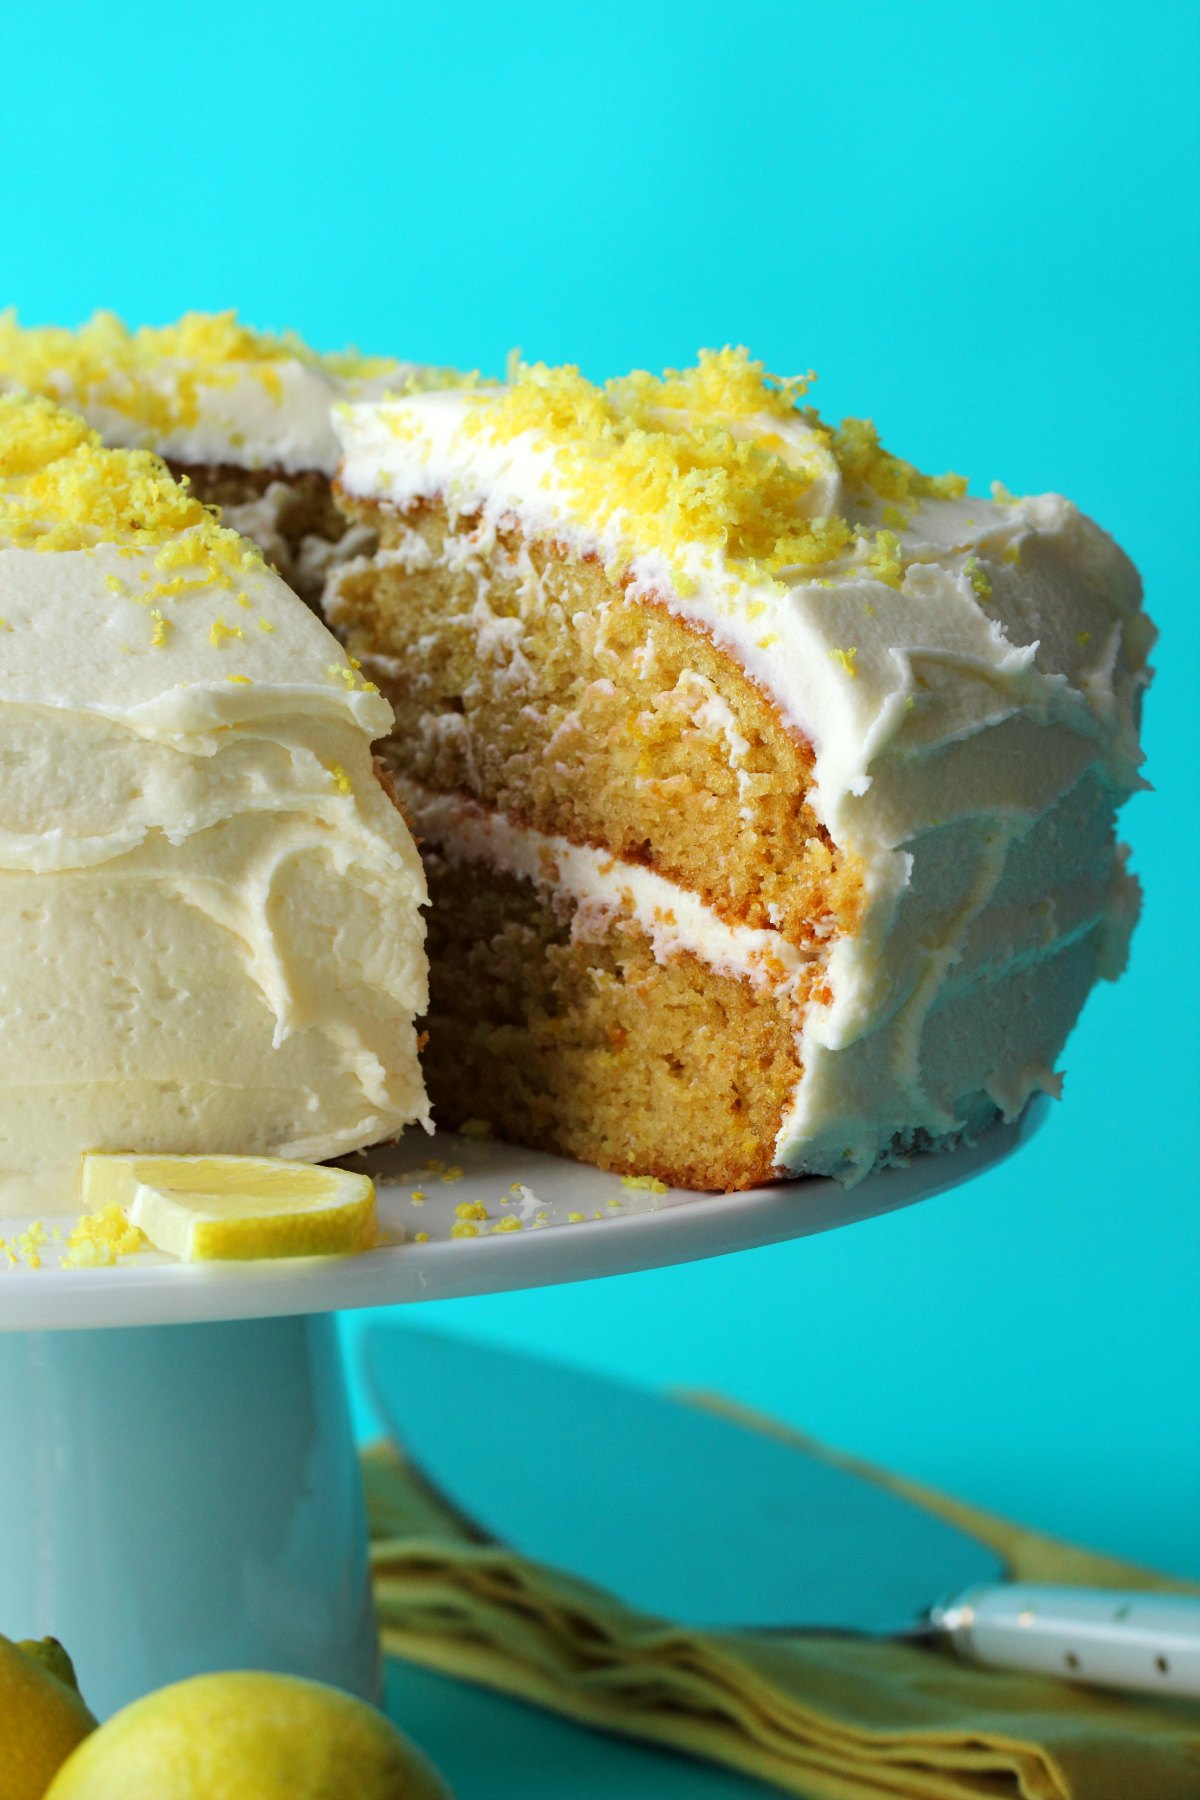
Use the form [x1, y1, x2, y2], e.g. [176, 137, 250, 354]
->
[0, 1314, 377, 1716]
[0, 1108, 1041, 1719]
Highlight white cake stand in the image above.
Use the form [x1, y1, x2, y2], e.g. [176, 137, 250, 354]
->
[0, 1108, 1041, 1718]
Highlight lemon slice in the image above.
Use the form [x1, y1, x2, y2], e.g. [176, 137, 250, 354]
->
[79, 1154, 378, 1262]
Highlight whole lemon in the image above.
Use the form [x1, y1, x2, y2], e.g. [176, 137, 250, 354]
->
[0, 1633, 97, 1800]
[43, 1671, 452, 1800]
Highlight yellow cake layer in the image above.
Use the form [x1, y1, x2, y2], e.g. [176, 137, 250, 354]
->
[330, 497, 862, 952]
[422, 847, 808, 1192]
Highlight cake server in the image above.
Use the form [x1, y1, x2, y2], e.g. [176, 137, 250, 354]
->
[366, 1325, 1200, 1697]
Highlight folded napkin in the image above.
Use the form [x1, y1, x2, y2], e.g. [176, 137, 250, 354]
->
[365, 1394, 1200, 1800]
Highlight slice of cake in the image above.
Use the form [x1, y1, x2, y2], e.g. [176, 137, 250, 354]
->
[0, 310, 433, 607]
[0, 393, 428, 1213]
[327, 350, 1152, 1191]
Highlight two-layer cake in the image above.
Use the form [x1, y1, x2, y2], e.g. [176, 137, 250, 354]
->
[0, 316, 1153, 1195]
[328, 352, 1152, 1189]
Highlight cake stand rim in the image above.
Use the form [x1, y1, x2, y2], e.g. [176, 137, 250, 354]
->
[0, 1099, 1047, 1334]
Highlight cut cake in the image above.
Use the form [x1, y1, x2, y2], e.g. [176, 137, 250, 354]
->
[326, 351, 1152, 1191]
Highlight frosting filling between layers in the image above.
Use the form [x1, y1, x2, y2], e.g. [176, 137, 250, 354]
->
[401, 776, 1129, 1179]
[400, 781, 816, 995]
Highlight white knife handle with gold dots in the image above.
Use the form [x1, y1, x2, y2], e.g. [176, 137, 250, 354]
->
[929, 1585, 1200, 1696]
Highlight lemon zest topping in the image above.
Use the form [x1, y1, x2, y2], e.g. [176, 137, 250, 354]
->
[325, 661, 377, 694]
[964, 554, 993, 601]
[469, 350, 853, 593]
[0, 394, 269, 572]
[830, 647, 859, 678]
[0, 308, 400, 441]
[460, 350, 974, 604]
[620, 1173, 668, 1193]
[455, 1200, 488, 1221]
[327, 762, 353, 795]
[833, 416, 967, 503]
[3, 1220, 48, 1268]
[62, 1204, 148, 1269]
[865, 529, 905, 588]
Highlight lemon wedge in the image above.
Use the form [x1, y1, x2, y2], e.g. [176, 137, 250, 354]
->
[79, 1154, 378, 1263]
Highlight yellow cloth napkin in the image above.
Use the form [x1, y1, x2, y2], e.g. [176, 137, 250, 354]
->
[365, 1393, 1200, 1800]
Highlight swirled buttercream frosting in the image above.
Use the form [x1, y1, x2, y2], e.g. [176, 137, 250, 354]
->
[0, 394, 429, 1211]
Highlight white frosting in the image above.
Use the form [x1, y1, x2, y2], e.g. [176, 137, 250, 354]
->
[403, 782, 812, 991]
[2, 359, 415, 477]
[0, 529, 430, 1211]
[335, 388, 1152, 1181]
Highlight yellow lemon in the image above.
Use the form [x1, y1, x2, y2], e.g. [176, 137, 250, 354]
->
[80, 1154, 377, 1262]
[44, 1672, 452, 1800]
[0, 1633, 96, 1800]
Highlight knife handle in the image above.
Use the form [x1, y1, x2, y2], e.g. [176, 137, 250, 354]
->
[929, 1584, 1200, 1697]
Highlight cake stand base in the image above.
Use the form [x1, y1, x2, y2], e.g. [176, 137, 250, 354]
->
[0, 1313, 378, 1719]
[0, 1111, 1044, 1717]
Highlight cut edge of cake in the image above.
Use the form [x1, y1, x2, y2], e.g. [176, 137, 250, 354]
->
[325, 350, 1152, 1191]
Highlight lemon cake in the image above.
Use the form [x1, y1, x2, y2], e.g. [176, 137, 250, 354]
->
[0, 310, 426, 606]
[327, 350, 1152, 1191]
[0, 393, 429, 1212]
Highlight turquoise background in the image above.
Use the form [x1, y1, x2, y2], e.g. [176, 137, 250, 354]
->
[6, 3, 1198, 1789]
